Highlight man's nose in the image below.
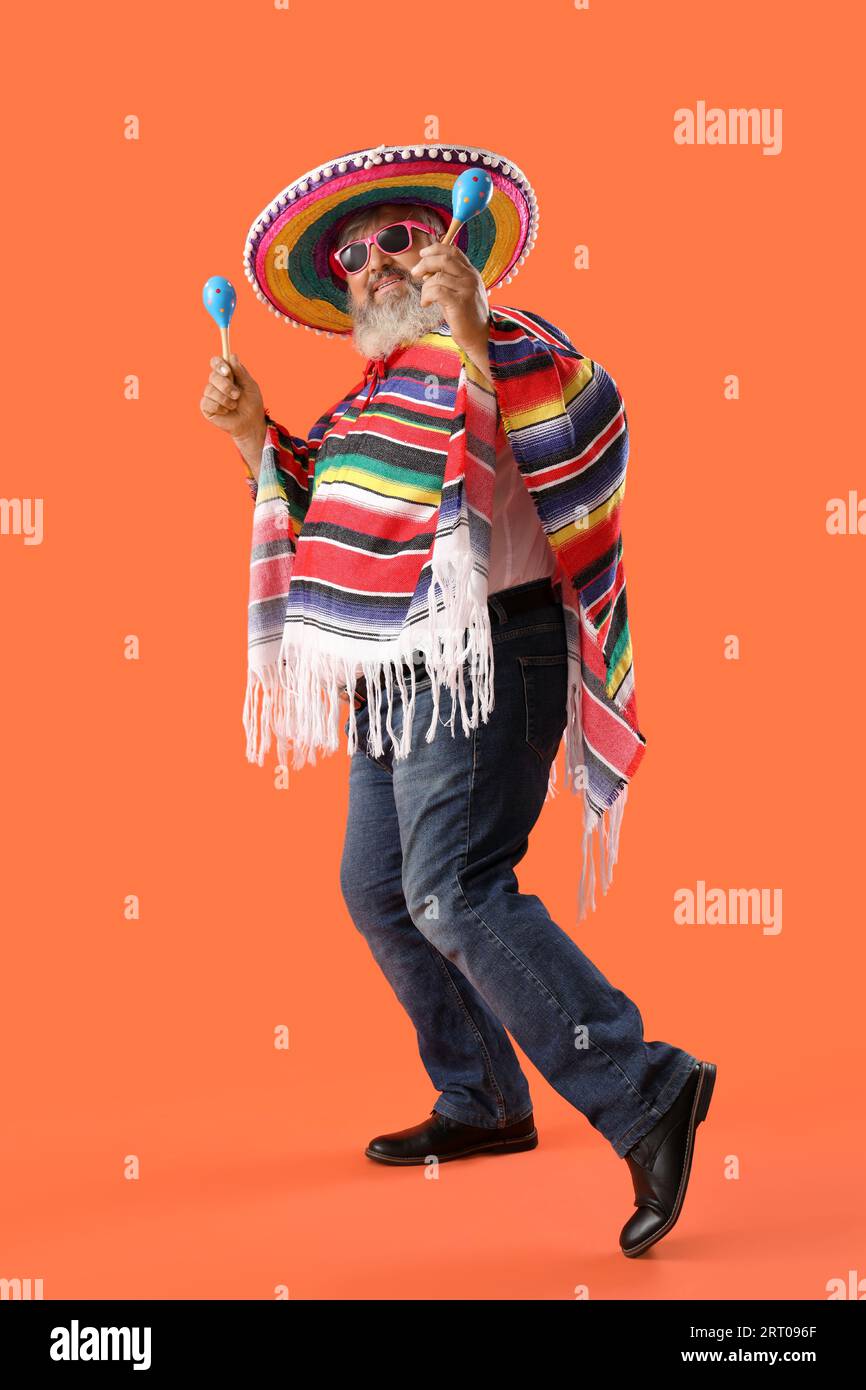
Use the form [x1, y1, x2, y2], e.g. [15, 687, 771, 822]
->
[367, 243, 398, 275]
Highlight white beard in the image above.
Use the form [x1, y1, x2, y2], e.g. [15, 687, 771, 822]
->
[349, 274, 448, 358]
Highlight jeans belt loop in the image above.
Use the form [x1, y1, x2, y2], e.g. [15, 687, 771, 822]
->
[487, 593, 509, 624]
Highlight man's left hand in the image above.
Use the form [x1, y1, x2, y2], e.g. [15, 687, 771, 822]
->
[411, 242, 492, 380]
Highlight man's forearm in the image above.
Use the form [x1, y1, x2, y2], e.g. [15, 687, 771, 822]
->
[233, 417, 267, 482]
[459, 311, 495, 388]
[461, 333, 495, 388]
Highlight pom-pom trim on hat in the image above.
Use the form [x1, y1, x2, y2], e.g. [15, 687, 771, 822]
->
[241, 141, 538, 334]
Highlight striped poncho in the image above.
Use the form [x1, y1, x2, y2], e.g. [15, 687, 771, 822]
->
[243, 306, 647, 920]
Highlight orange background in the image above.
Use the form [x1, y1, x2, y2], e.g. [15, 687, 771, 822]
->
[2, 0, 863, 1300]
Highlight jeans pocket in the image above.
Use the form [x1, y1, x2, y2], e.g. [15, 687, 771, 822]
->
[518, 653, 569, 764]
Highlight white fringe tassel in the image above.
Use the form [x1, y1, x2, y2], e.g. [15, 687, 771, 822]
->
[575, 791, 628, 923]
[560, 620, 629, 923]
[243, 544, 495, 773]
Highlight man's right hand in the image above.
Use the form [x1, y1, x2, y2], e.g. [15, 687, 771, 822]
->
[200, 354, 267, 472]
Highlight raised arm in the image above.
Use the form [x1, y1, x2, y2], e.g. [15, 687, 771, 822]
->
[200, 352, 267, 476]
[199, 350, 358, 531]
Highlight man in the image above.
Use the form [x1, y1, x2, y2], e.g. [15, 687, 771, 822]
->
[200, 142, 716, 1257]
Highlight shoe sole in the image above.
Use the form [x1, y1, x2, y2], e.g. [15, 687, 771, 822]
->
[620, 1060, 717, 1258]
[364, 1129, 539, 1165]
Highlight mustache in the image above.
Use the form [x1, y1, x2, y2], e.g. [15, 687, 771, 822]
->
[368, 268, 415, 297]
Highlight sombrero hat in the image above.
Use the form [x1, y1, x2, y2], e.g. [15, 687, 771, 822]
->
[242, 141, 539, 337]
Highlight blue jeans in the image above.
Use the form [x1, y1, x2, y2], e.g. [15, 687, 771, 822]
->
[338, 579, 698, 1158]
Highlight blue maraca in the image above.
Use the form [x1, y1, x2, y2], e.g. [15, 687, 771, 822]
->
[449, 167, 494, 227]
[417, 167, 494, 275]
[202, 275, 237, 362]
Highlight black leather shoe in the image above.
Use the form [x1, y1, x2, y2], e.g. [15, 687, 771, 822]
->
[365, 1108, 538, 1165]
[620, 1060, 717, 1257]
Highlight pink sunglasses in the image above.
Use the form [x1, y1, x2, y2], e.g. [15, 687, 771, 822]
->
[330, 219, 441, 277]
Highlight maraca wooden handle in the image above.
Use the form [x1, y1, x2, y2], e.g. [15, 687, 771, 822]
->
[439, 218, 461, 247]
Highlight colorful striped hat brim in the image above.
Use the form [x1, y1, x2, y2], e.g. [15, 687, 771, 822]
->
[242, 141, 539, 336]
